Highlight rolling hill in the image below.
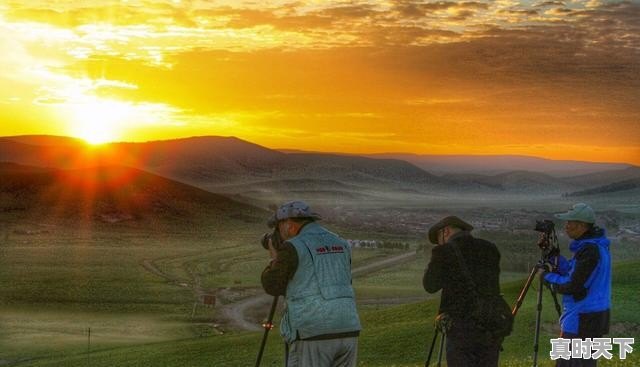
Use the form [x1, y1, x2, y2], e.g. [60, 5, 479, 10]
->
[0, 135, 450, 192]
[566, 178, 640, 197]
[442, 170, 580, 193]
[563, 166, 640, 188]
[365, 153, 634, 177]
[0, 162, 265, 225]
[2, 135, 638, 200]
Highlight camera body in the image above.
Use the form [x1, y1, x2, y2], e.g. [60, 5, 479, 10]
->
[261, 229, 283, 250]
[534, 219, 554, 234]
[534, 219, 559, 258]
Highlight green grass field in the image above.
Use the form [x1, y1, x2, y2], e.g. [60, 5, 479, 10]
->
[2, 211, 638, 366]
[0, 218, 422, 364]
[0, 218, 261, 363]
[8, 261, 639, 367]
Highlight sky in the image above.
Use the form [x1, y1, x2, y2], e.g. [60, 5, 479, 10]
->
[0, 0, 638, 164]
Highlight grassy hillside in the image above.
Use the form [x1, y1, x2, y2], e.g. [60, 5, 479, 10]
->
[0, 164, 271, 363]
[0, 226, 264, 361]
[12, 261, 640, 367]
[0, 209, 420, 364]
[0, 163, 265, 225]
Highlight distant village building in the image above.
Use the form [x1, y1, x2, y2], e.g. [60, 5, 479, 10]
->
[348, 239, 410, 250]
[348, 239, 379, 249]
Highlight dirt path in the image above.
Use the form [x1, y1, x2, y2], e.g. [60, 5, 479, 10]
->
[219, 292, 271, 331]
[141, 250, 421, 332]
[216, 250, 421, 332]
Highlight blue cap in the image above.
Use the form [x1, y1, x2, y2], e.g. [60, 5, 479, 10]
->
[554, 203, 596, 224]
[268, 201, 322, 228]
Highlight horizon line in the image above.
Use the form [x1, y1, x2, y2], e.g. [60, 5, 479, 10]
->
[1, 133, 637, 167]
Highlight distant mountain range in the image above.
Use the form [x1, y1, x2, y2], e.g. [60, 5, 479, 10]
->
[1, 135, 639, 202]
[566, 178, 640, 197]
[0, 135, 447, 190]
[364, 153, 633, 177]
[442, 170, 576, 193]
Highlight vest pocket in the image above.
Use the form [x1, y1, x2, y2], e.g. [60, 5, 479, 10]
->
[320, 285, 354, 300]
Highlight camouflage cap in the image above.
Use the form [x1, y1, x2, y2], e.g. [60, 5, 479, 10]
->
[554, 203, 596, 224]
[267, 200, 322, 228]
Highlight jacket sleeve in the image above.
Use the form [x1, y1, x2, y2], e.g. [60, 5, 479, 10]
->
[547, 255, 571, 275]
[261, 242, 299, 296]
[544, 244, 599, 300]
[423, 245, 445, 293]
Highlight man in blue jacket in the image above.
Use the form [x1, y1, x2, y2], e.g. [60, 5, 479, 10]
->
[544, 203, 611, 367]
[261, 201, 361, 367]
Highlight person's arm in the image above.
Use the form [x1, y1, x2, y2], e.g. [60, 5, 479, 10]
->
[423, 245, 445, 293]
[544, 244, 599, 300]
[261, 242, 298, 296]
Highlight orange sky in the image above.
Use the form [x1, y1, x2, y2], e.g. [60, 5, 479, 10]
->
[0, 1, 638, 164]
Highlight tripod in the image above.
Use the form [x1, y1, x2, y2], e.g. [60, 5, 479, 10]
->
[425, 317, 447, 367]
[512, 223, 563, 367]
[255, 296, 279, 367]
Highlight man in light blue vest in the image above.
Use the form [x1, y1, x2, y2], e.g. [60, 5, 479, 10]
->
[543, 203, 611, 367]
[262, 200, 361, 367]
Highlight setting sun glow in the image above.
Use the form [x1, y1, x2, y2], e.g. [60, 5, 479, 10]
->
[68, 99, 132, 145]
[0, 1, 638, 163]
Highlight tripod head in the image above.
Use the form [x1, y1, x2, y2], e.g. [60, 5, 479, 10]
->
[534, 220, 560, 260]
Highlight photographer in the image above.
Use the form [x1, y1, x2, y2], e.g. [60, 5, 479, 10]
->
[543, 203, 611, 367]
[261, 201, 361, 367]
[423, 216, 504, 367]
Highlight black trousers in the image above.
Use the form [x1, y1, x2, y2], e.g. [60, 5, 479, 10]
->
[445, 320, 500, 367]
[556, 332, 600, 367]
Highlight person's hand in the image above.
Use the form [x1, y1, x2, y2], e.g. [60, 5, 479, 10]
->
[536, 261, 555, 273]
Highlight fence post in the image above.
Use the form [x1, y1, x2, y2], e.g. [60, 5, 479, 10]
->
[87, 327, 91, 366]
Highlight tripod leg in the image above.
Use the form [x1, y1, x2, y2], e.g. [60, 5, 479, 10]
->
[532, 274, 545, 367]
[437, 332, 445, 367]
[255, 296, 279, 367]
[425, 328, 439, 367]
[512, 266, 539, 317]
[544, 283, 563, 317]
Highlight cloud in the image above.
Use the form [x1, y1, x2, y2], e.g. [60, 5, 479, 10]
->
[1, 1, 638, 160]
[498, 9, 539, 16]
[3, 1, 637, 55]
[535, 1, 566, 7]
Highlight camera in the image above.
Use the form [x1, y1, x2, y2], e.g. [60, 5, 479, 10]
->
[534, 219, 559, 258]
[534, 219, 554, 234]
[261, 229, 282, 250]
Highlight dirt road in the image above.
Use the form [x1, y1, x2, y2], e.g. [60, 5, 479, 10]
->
[141, 250, 422, 332]
[217, 250, 421, 331]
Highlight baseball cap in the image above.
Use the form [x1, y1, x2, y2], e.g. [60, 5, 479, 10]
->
[554, 203, 596, 224]
[267, 200, 322, 228]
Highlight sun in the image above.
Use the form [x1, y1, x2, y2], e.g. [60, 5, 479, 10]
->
[69, 99, 134, 145]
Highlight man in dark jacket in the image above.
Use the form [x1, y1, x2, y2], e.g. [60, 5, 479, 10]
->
[423, 215, 503, 367]
[261, 201, 361, 367]
[544, 203, 611, 367]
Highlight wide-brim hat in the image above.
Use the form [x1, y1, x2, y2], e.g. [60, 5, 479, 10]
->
[267, 200, 322, 228]
[554, 203, 595, 224]
[428, 215, 473, 244]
